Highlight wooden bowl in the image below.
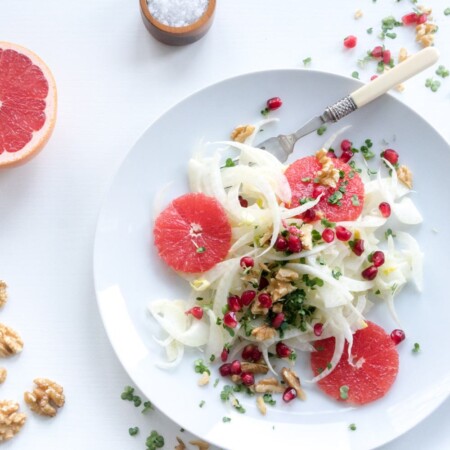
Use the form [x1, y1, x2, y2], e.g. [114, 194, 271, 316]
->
[139, 0, 216, 46]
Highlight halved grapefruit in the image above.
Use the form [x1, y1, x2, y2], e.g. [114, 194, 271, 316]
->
[154, 193, 232, 273]
[0, 42, 57, 168]
[285, 156, 364, 222]
[311, 321, 399, 405]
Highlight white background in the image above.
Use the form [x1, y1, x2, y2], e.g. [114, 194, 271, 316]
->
[0, 0, 449, 449]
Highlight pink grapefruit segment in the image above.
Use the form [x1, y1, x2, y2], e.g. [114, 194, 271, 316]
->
[311, 321, 399, 405]
[285, 156, 364, 222]
[154, 193, 232, 273]
[0, 42, 57, 167]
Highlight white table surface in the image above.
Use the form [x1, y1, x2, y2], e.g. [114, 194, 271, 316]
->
[1, 0, 449, 449]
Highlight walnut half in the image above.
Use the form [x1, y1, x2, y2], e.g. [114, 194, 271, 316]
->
[0, 323, 23, 357]
[24, 378, 65, 417]
[0, 400, 26, 442]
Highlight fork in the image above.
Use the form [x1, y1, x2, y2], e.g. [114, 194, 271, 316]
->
[257, 47, 439, 162]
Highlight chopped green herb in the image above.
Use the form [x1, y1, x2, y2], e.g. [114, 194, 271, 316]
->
[312, 229, 322, 242]
[351, 71, 360, 80]
[385, 228, 396, 239]
[321, 218, 336, 228]
[196, 246, 206, 253]
[380, 15, 403, 40]
[339, 385, 349, 400]
[339, 169, 345, 179]
[328, 190, 343, 206]
[445, 7, 450, 16]
[359, 139, 375, 160]
[367, 27, 373, 34]
[425, 78, 441, 92]
[351, 195, 360, 206]
[301, 177, 312, 182]
[129, 427, 139, 436]
[196, 297, 203, 301]
[377, 61, 385, 73]
[303, 57, 312, 66]
[133, 397, 142, 407]
[199, 400, 205, 408]
[332, 267, 342, 280]
[412, 342, 421, 353]
[194, 359, 211, 375]
[223, 416, 231, 423]
[326, 362, 332, 370]
[385, 32, 397, 39]
[436, 65, 449, 78]
[367, 168, 378, 176]
[288, 351, 297, 361]
[216, 317, 222, 325]
[261, 107, 270, 117]
[142, 401, 153, 413]
[234, 400, 246, 414]
[317, 125, 327, 136]
[299, 197, 315, 205]
[209, 354, 216, 362]
[348, 160, 362, 173]
[121, 385, 135, 401]
[145, 430, 164, 450]
[263, 394, 276, 406]
[213, 378, 220, 388]
[225, 157, 235, 167]
[220, 385, 234, 401]
[349, 423, 357, 431]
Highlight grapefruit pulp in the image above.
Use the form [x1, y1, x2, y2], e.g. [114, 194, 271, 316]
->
[285, 156, 364, 222]
[0, 42, 57, 167]
[154, 193, 232, 273]
[311, 321, 399, 405]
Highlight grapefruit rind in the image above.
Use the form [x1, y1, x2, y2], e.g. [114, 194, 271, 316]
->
[311, 321, 399, 405]
[0, 41, 57, 168]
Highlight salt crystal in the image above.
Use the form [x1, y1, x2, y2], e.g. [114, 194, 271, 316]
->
[147, 0, 209, 27]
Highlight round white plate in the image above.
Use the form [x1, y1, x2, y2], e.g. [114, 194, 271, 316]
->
[94, 70, 450, 450]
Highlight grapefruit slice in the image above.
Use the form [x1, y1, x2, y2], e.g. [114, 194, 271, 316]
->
[154, 193, 232, 273]
[311, 321, 399, 405]
[0, 42, 57, 168]
[285, 156, 364, 222]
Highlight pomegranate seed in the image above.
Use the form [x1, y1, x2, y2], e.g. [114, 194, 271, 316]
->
[327, 150, 337, 159]
[361, 265, 378, 280]
[227, 295, 242, 312]
[382, 49, 391, 65]
[402, 12, 419, 25]
[230, 360, 242, 375]
[416, 13, 427, 24]
[390, 329, 406, 345]
[341, 139, 352, 152]
[241, 371, 255, 386]
[219, 363, 232, 376]
[221, 347, 229, 362]
[370, 75, 378, 81]
[276, 342, 292, 358]
[379, 202, 391, 218]
[272, 313, 285, 329]
[302, 208, 316, 222]
[322, 228, 335, 243]
[381, 148, 399, 165]
[335, 226, 352, 241]
[258, 276, 269, 290]
[312, 185, 327, 199]
[352, 239, 365, 256]
[258, 293, 272, 308]
[185, 306, 203, 320]
[242, 344, 254, 361]
[267, 97, 283, 110]
[313, 323, 324, 337]
[251, 347, 262, 362]
[223, 312, 238, 328]
[371, 45, 384, 59]
[287, 234, 302, 253]
[371, 250, 385, 267]
[241, 290, 256, 306]
[343, 35, 357, 49]
[240, 256, 254, 269]
[238, 195, 248, 208]
[340, 148, 353, 163]
[275, 235, 288, 251]
[282, 387, 297, 402]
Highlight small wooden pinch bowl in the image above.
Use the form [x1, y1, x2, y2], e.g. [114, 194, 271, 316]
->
[139, 0, 216, 46]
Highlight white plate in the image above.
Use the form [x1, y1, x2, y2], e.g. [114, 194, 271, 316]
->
[94, 70, 450, 450]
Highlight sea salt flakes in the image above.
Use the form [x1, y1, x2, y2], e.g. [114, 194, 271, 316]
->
[147, 0, 209, 27]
